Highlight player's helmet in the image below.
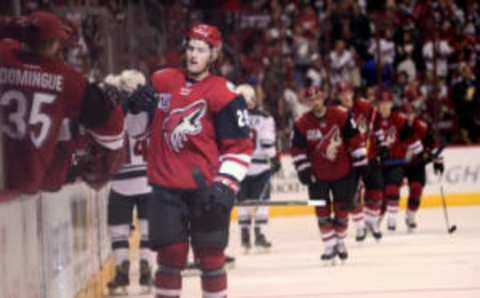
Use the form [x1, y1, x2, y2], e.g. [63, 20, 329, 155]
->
[236, 84, 256, 106]
[336, 80, 353, 94]
[28, 11, 71, 43]
[188, 23, 222, 49]
[120, 69, 146, 94]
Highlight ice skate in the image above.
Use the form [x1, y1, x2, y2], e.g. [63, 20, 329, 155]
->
[405, 211, 417, 232]
[387, 216, 396, 231]
[225, 255, 236, 269]
[335, 240, 348, 264]
[255, 233, 272, 252]
[321, 246, 337, 266]
[355, 226, 367, 242]
[241, 229, 251, 254]
[365, 220, 383, 241]
[139, 259, 152, 294]
[107, 261, 130, 296]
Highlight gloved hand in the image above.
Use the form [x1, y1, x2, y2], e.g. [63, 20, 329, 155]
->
[378, 145, 389, 162]
[297, 167, 314, 185]
[270, 156, 282, 174]
[126, 85, 158, 114]
[433, 160, 445, 175]
[194, 181, 236, 232]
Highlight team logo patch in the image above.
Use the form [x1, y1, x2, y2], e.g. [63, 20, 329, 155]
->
[316, 126, 343, 161]
[162, 100, 207, 152]
[157, 93, 172, 111]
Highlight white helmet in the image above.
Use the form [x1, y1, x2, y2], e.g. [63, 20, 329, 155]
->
[236, 84, 256, 106]
[120, 69, 146, 93]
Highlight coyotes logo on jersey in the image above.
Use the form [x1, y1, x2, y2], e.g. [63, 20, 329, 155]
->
[384, 126, 397, 147]
[315, 126, 343, 161]
[356, 114, 367, 135]
[162, 99, 207, 152]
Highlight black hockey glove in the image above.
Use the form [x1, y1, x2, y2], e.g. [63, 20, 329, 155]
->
[127, 85, 158, 114]
[194, 182, 236, 232]
[433, 160, 445, 175]
[297, 167, 314, 185]
[378, 145, 389, 162]
[270, 156, 282, 174]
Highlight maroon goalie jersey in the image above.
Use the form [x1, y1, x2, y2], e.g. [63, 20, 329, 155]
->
[149, 68, 253, 190]
[291, 106, 366, 181]
[0, 40, 124, 193]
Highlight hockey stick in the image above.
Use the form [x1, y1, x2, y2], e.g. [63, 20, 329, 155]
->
[236, 199, 325, 207]
[439, 185, 457, 234]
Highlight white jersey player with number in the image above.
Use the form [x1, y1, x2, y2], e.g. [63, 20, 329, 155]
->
[105, 70, 153, 295]
[236, 84, 280, 252]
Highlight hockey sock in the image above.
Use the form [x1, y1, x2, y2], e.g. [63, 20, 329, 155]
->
[139, 218, 151, 263]
[110, 224, 130, 266]
[334, 207, 349, 240]
[364, 189, 383, 224]
[407, 182, 423, 212]
[385, 185, 400, 219]
[155, 242, 188, 298]
[196, 247, 227, 298]
[238, 206, 253, 229]
[351, 206, 365, 230]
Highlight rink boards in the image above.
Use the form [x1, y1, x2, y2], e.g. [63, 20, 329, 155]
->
[1, 146, 479, 298]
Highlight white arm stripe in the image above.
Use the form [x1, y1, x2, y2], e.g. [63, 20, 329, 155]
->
[219, 159, 249, 182]
[88, 129, 125, 150]
[408, 140, 423, 155]
[351, 147, 367, 159]
[297, 162, 312, 172]
[292, 154, 307, 163]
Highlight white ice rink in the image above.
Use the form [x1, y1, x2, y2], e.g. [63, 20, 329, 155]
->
[123, 206, 480, 298]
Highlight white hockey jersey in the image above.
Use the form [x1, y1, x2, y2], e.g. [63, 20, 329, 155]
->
[111, 112, 151, 195]
[247, 109, 276, 176]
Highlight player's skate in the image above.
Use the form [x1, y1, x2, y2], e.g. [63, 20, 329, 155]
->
[321, 246, 337, 266]
[107, 261, 130, 296]
[405, 211, 417, 232]
[355, 226, 367, 242]
[365, 220, 382, 241]
[387, 215, 396, 231]
[255, 233, 272, 252]
[241, 229, 251, 254]
[225, 255, 236, 269]
[335, 240, 348, 264]
[139, 259, 152, 294]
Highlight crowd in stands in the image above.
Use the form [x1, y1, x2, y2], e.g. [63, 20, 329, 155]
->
[3, 0, 479, 149]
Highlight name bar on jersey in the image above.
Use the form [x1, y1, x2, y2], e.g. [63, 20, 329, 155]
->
[0, 67, 63, 92]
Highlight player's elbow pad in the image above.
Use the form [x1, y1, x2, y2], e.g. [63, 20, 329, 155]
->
[79, 83, 116, 129]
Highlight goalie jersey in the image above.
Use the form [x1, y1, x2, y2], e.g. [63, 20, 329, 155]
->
[248, 109, 276, 176]
[111, 112, 151, 195]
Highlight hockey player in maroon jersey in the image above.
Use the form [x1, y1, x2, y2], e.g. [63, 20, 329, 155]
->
[403, 103, 444, 231]
[127, 24, 253, 298]
[291, 85, 367, 263]
[0, 12, 125, 193]
[335, 80, 384, 241]
[376, 90, 418, 231]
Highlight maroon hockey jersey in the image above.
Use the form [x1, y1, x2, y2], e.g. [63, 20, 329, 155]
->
[148, 68, 253, 190]
[377, 111, 412, 160]
[291, 106, 366, 181]
[0, 40, 125, 193]
[351, 98, 382, 160]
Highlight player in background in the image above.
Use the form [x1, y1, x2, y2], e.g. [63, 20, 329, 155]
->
[291, 86, 367, 264]
[376, 90, 419, 231]
[335, 81, 384, 241]
[0, 12, 124, 193]
[402, 103, 444, 231]
[103, 70, 153, 295]
[235, 83, 281, 253]
[127, 24, 253, 298]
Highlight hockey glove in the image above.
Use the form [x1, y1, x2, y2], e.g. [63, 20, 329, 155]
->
[194, 182, 236, 232]
[378, 145, 390, 162]
[297, 167, 314, 185]
[433, 160, 445, 175]
[270, 156, 282, 174]
[127, 85, 158, 114]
